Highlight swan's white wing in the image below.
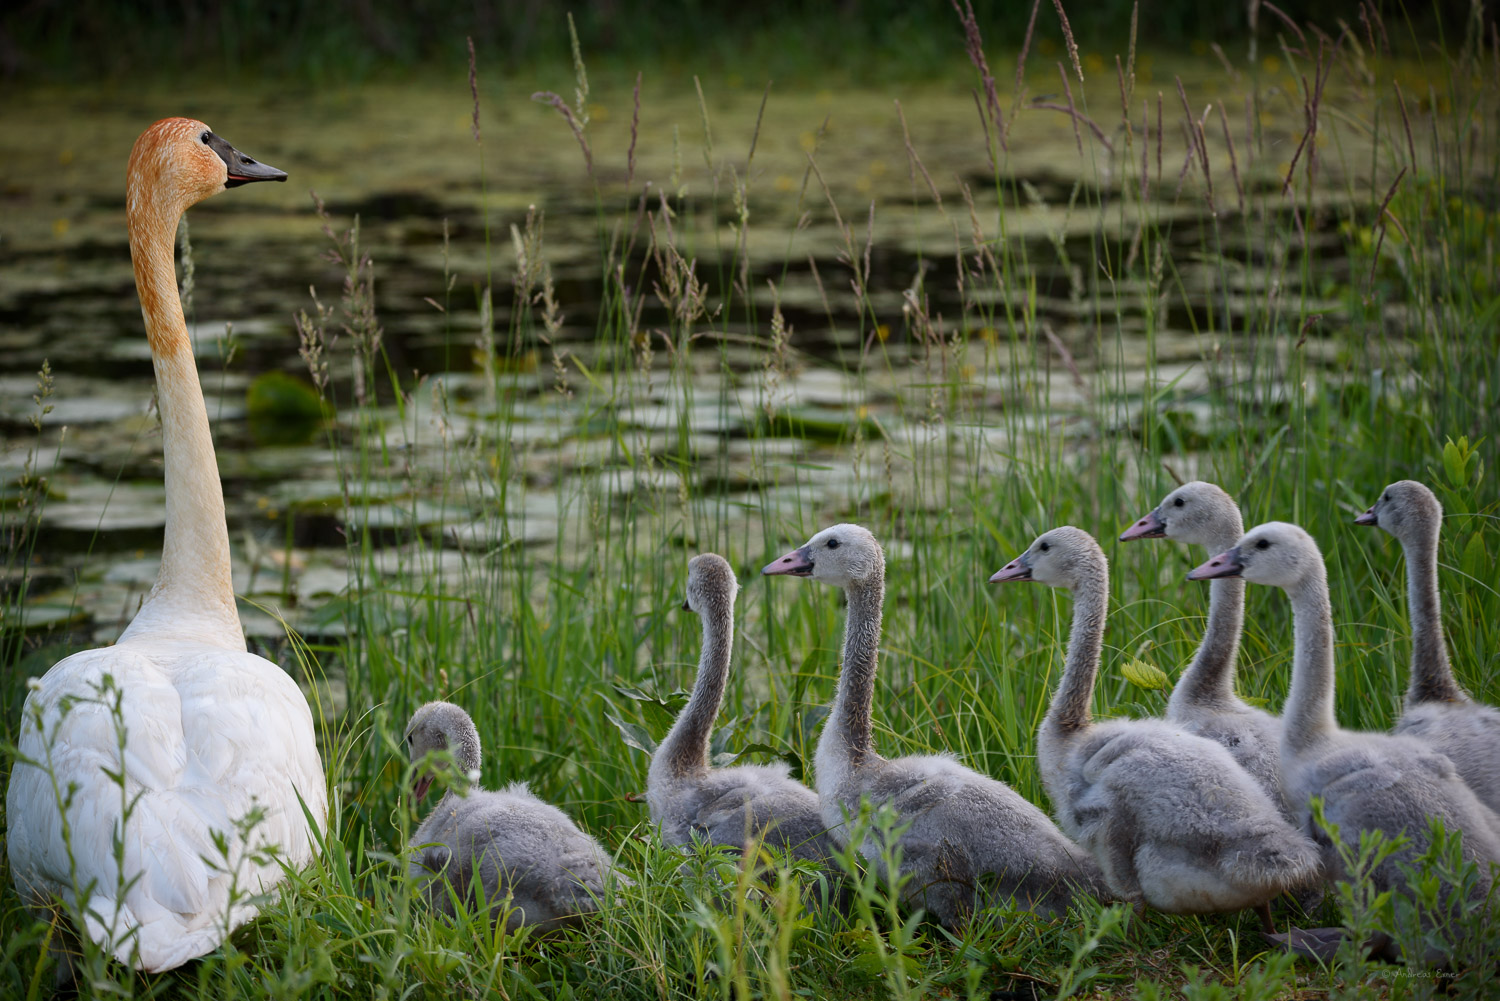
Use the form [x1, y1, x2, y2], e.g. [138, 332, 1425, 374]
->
[6, 641, 326, 972]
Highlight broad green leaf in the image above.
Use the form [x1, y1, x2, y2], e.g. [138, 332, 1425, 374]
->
[1121, 659, 1171, 691]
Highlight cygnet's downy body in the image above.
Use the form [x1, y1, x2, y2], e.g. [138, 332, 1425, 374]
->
[1357, 481, 1500, 814]
[765, 525, 1107, 927]
[1120, 481, 1290, 817]
[648, 553, 839, 865]
[1189, 524, 1500, 918]
[406, 701, 620, 930]
[994, 527, 1320, 928]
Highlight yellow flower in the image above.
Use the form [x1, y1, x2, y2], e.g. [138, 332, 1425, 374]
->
[875, 324, 891, 342]
[1262, 55, 1281, 73]
[774, 175, 795, 192]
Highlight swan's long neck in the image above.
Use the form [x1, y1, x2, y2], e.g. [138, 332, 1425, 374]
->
[820, 574, 884, 770]
[652, 602, 734, 780]
[1041, 561, 1107, 742]
[118, 192, 242, 647]
[1171, 526, 1246, 711]
[1401, 521, 1465, 706]
[1282, 567, 1338, 753]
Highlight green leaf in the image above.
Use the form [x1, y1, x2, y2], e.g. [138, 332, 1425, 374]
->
[1461, 532, 1487, 582]
[1120, 659, 1171, 691]
[603, 709, 657, 755]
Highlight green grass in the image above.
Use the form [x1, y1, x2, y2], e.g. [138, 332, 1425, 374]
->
[3, 4, 1500, 999]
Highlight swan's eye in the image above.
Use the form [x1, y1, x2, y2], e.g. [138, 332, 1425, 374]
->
[1039, 542, 1050, 552]
[826, 539, 840, 550]
[1255, 539, 1271, 550]
[200, 131, 210, 144]
[1382, 493, 1389, 502]
[1173, 498, 1185, 507]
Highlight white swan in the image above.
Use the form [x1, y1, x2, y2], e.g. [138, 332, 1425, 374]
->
[764, 524, 1107, 926]
[648, 554, 838, 865]
[992, 526, 1320, 932]
[406, 702, 620, 929]
[1120, 481, 1289, 815]
[1188, 523, 1500, 946]
[6, 118, 326, 972]
[1357, 480, 1500, 814]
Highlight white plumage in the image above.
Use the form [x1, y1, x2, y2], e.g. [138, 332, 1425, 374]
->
[6, 118, 326, 973]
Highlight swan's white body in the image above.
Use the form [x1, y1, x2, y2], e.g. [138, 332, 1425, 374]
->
[6, 118, 325, 972]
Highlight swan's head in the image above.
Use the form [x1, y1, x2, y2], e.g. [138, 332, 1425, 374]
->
[1354, 480, 1440, 543]
[1119, 480, 1243, 549]
[404, 701, 482, 804]
[683, 552, 739, 614]
[128, 118, 286, 216]
[761, 523, 884, 588]
[1187, 521, 1325, 590]
[990, 526, 1106, 589]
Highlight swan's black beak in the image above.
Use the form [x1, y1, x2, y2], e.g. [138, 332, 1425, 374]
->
[1353, 505, 1378, 527]
[989, 553, 1032, 583]
[207, 131, 287, 187]
[1119, 508, 1167, 541]
[763, 545, 814, 577]
[681, 597, 692, 611]
[1187, 546, 1243, 580]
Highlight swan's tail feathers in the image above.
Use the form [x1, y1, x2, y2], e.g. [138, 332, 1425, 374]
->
[74, 891, 255, 973]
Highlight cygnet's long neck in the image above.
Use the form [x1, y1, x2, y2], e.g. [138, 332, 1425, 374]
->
[1281, 565, 1339, 754]
[1171, 524, 1246, 711]
[1042, 559, 1108, 741]
[820, 573, 884, 771]
[118, 187, 242, 647]
[652, 599, 734, 781]
[1400, 519, 1465, 706]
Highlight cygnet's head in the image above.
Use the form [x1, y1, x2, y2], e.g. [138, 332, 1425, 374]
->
[1186, 521, 1325, 590]
[1119, 480, 1243, 548]
[990, 526, 1106, 590]
[404, 700, 482, 803]
[761, 523, 884, 588]
[683, 552, 739, 614]
[1354, 480, 1441, 543]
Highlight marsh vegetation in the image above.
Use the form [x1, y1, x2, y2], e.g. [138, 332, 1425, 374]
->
[2, 1, 1499, 997]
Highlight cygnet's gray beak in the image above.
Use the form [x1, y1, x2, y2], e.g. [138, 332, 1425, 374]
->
[989, 553, 1032, 583]
[762, 545, 814, 576]
[1353, 505, 1378, 527]
[1119, 508, 1166, 541]
[1187, 547, 1244, 580]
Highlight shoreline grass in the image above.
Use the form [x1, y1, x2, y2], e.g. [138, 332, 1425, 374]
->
[3, 2, 1500, 997]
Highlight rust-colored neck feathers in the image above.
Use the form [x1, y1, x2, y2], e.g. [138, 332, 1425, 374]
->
[118, 118, 241, 647]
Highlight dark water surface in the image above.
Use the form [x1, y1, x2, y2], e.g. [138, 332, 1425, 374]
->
[0, 64, 1400, 651]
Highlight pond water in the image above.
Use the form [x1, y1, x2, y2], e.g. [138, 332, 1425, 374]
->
[0, 57, 1423, 651]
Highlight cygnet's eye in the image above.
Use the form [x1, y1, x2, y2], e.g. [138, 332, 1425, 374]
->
[826, 538, 840, 550]
[1382, 493, 1390, 502]
[1173, 498, 1185, 507]
[1039, 541, 1050, 553]
[200, 131, 210, 144]
[1255, 539, 1271, 550]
